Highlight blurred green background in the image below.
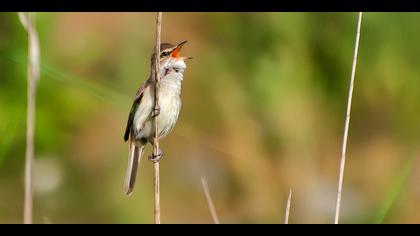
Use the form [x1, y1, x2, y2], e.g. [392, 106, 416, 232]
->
[0, 12, 419, 224]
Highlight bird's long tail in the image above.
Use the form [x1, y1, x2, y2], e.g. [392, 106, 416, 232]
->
[124, 139, 144, 195]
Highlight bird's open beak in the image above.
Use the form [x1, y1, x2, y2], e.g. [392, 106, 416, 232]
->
[171, 41, 192, 60]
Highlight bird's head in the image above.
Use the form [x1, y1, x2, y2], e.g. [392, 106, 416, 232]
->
[151, 41, 192, 69]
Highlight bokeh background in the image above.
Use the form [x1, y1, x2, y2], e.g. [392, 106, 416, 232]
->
[0, 12, 419, 224]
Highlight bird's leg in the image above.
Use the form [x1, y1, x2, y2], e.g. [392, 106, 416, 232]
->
[151, 105, 161, 118]
[149, 149, 163, 163]
[151, 78, 161, 118]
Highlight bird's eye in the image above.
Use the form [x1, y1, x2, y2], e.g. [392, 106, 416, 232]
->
[161, 51, 170, 57]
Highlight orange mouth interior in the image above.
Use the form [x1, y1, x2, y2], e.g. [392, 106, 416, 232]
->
[171, 47, 182, 58]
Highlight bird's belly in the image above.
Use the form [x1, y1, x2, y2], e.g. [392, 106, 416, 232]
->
[132, 91, 181, 142]
[156, 92, 181, 138]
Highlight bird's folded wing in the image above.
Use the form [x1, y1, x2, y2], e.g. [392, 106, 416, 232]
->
[124, 78, 152, 142]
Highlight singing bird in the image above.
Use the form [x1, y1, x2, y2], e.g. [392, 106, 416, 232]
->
[123, 41, 191, 195]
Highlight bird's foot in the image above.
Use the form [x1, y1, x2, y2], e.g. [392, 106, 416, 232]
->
[149, 150, 163, 163]
[151, 106, 161, 117]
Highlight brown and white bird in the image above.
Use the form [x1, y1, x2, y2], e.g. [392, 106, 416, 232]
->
[123, 41, 191, 195]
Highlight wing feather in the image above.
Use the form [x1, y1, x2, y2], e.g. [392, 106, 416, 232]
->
[123, 79, 152, 141]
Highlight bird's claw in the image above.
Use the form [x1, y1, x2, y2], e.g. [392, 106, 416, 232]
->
[151, 106, 161, 118]
[149, 150, 163, 163]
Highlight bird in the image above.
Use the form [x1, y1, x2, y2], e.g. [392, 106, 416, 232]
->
[123, 41, 191, 195]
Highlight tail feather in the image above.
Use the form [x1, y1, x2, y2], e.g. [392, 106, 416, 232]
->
[124, 140, 144, 195]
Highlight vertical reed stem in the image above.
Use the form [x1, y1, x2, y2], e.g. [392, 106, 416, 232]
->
[152, 12, 163, 225]
[201, 177, 220, 224]
[19, 12, 40, 225]
[334, 12, 363, 224]
[284, 189, 292, 224]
